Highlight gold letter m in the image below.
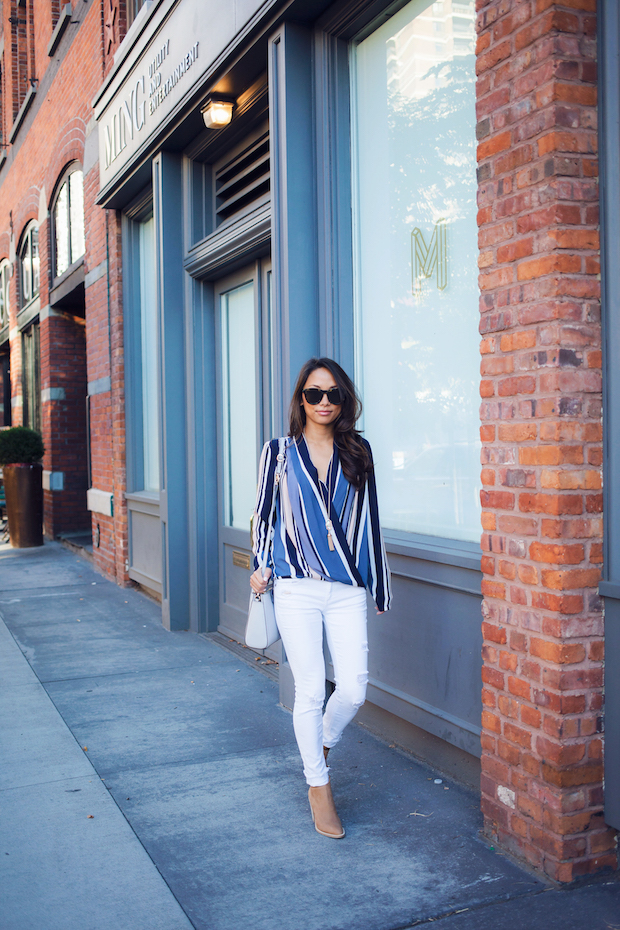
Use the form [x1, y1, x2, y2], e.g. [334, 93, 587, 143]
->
[411, 220, 447, 296]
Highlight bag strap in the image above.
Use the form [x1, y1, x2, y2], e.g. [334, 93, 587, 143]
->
[258, 437, 286, 575]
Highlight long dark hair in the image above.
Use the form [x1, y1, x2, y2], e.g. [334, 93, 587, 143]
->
[288, 357, 372, 490]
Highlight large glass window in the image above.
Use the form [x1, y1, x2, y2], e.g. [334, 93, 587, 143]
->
[220, 280, 257, 529]
[54, 168, 85, 278]
[352, 0, 480, 542]
[0, 261, 10, 329]
[19, 224, 39, 307]
[138, 216, 159, 492]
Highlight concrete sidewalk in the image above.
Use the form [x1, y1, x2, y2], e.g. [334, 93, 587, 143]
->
[0, 541, 618, 930]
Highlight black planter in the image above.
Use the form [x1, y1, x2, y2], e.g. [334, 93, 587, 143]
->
[3, 463, 44, 547]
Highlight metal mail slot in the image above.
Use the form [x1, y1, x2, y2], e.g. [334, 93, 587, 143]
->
[232, 550, 251, 570]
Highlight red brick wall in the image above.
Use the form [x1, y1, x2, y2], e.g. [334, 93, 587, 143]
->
[0, 1, 131, 584]
[476, 0, 616, 881]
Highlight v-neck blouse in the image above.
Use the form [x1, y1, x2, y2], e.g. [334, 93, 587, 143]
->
[252, 435, 392, 612]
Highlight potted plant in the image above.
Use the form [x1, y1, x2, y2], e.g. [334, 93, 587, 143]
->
[0, 426, 45, 547]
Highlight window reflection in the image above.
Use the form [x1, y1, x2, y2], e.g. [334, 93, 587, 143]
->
[54, 168, 85, 278]
[19, 224, 39, 308]
[138, 217, 159, 492]
[353, 0, 480, 542]
[221, 281, 257, 530]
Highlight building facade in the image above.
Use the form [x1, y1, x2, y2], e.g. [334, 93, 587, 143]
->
[0, 0, 617, 882]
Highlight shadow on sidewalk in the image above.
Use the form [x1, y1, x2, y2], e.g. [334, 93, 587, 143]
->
[0, 541, 618, 930]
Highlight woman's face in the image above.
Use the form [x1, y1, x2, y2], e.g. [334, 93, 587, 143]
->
[301, 367, 342, 430]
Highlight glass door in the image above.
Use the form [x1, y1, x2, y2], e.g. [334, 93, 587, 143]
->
[215, 260, 275, 653]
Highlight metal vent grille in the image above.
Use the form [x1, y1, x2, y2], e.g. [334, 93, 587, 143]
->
[214, 129, 270, 224]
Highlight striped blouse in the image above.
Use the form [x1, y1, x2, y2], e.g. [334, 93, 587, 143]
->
[252, 435, 392, 612]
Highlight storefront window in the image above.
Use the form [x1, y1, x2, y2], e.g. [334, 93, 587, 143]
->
[138, 216, 159, 492]
[19, 224, 39, 307]
[54, 168, 85, 278]
[352, 0, 480, 542]
[220, 280, 257, 529]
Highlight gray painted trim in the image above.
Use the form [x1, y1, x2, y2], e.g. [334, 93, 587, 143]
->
[388, 560, 482, 598]
[182, 155, 220, 634]
[88, 376, 111, 396]
[126, 490, 160, 515]
[0, 324, 8, 346]
[47, 4, 72, 57]
[599, 581, 620, 600]
[17, 298, 40, 331]
[600, 2, 620, 587]
[128, 566, 163, 594]
[314, 28, 355, 371]
[385, 531, 482, 572]
[184, 201, 270, 280]
[598, 0, 620, 833]
[269, 23, 320, 407]
[9, 87, 37, 144]
[85, 260, 108, 288]
[368, 676, 482, 738]
[366, 679, 482, 758]
[154, 152, 190, 631]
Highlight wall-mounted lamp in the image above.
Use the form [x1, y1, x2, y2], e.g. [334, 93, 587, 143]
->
[201, 97, 234, 130]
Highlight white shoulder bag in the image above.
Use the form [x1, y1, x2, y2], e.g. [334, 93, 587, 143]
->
[245, 438, 286, 650]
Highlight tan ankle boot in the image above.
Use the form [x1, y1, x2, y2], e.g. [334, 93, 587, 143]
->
[308, 781, 345, 839]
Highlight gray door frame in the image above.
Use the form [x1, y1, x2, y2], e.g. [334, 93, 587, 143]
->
[213, 261, 277, 653]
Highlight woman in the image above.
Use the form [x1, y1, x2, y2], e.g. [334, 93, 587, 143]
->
[251, 357, 391, 839]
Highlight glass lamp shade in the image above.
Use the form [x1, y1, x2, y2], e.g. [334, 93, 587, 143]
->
[202, 100, 234, 129]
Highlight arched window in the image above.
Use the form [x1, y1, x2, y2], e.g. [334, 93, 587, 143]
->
[19, 223, 39, 308]
[0, 260, 10, 330]
[53, 167, 85, 279]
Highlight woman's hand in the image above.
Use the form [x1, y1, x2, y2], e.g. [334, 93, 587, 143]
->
[250, 567, 272, 594]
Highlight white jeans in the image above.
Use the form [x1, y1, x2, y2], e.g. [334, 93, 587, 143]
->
[274, 577, 368, 787]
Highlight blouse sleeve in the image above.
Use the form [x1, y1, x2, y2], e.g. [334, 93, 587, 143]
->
[251, 439, 278, 571]
[364, 441, 393, 612]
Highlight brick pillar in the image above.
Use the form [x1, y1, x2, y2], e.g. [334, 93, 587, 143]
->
[476, 0, 617, 881]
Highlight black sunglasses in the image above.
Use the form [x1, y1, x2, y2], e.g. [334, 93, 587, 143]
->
[302, 387, 343, 406]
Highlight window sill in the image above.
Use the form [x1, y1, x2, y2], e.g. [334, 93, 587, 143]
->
[383, 529, 482, 572]
[50, 260, 85, 313]
[47, 3, 72, 57]
[125, 490, 160, 518]
[9, 86, 37, 144]
[17, 296, 40, 331]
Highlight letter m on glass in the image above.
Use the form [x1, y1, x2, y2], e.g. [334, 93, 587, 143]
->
[411, 220, 447, 297]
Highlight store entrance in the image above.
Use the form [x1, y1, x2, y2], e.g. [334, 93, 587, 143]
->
[214, 259, 277, 658]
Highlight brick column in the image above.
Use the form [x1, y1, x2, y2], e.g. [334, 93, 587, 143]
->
[476, 0, 616, 881]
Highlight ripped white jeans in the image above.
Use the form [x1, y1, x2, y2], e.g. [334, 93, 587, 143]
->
[274, 577, 368, 787]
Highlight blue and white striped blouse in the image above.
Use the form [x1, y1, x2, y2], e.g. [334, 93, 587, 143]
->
[252, 435, 392, 612]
